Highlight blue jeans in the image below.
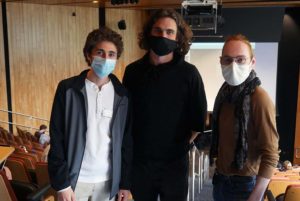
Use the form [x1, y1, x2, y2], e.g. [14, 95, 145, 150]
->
[212, 172, 256, 201]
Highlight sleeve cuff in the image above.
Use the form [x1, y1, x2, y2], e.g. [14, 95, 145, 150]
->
[58, 186, 71, 193]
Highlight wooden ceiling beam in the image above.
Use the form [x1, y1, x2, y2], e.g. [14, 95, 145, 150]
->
[1, 0, 300, 8]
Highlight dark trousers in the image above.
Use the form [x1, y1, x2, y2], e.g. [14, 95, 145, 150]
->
[212, 171, 256, 201]
[131, 154, 189, 201]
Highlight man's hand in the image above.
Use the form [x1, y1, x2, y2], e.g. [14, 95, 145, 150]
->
[117, 189, 131, 201]
[57, 188, 76, 201]
[247, 176, 270, 201]
[190, 131, 200, 144]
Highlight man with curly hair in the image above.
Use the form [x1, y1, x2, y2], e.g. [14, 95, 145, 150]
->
[48, 27, 132, 201]
[123, 9, 207, 201]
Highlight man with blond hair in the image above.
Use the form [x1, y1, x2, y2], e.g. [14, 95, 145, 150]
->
[210, 34, 279, 201]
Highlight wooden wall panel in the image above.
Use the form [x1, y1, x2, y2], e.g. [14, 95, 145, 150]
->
[105, 8, 148, 81]
[294, 67, 300, 165]
[7, 3, 98, 131]
[0, 4, 9, 130]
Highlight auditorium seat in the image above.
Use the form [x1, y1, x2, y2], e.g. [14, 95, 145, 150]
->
[285, 175, 300, 180]
[31, 142, 44, 152]
[283, 184, 300, 201]
[0, 169, 53, 201]
[14, 150, 39, 162]
[265, 179, 300, 201]
[5, 158, 32, 183]
[10, 155, 36, 170]
[0, 138, 9, 146]
[35, 162, 56, 200]
[35, 162, 49, 186]
[0, 170, 18, 201]
[0, 128, 10, 143]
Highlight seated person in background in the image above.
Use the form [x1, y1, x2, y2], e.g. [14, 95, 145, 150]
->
[39, 132, 50, 146]
[34, 124, 47, 142]
[36, 131, 51, 162]
[39, 125, 50, 147]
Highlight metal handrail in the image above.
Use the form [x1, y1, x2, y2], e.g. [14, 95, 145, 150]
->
[0, 109, 49, 133]
[0, 120, 40, 131]
[0, 109, 49, 122]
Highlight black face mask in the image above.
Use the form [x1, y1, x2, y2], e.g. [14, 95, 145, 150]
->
[149, 36, 178, 56]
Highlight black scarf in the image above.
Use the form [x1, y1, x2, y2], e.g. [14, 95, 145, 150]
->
[209, 70, 261, 170]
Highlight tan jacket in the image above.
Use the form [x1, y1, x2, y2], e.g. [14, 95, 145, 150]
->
[216, 86, 279, 179]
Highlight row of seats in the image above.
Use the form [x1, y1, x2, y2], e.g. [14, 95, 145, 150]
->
[1, 126, 43, 148]
[0, 162, 54, 201]
[0, 126, 54, 201]
[265, 168, 300, 201]
[0, 127, 46, 162]
[266, 180, 300, 201]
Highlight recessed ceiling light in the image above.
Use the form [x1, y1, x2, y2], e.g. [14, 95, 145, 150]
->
[92, 0, 98, 3]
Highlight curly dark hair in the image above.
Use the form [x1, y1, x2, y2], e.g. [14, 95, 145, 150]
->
[139, 9, 193, 56]
[39, 124, 47, 130]
[83, 27, 123, 65]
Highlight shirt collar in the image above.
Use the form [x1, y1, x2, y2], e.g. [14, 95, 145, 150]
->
[85, 78, 112, 92]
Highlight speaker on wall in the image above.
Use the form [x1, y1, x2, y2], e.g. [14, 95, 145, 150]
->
[118, 20, 126, 30]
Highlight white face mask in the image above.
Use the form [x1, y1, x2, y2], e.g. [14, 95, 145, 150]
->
[221, 62, 252, 86]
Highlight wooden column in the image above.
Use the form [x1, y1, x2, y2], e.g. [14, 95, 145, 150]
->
[294, 66, 300, 165]
[0, 3, 9, 130]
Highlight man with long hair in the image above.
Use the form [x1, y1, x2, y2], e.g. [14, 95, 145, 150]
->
[123, 9, 207, 201]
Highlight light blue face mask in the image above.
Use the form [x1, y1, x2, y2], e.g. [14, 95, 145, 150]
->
[91, 56, 116, 78]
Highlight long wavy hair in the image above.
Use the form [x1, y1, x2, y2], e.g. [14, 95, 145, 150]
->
[139, 9, 193, 56]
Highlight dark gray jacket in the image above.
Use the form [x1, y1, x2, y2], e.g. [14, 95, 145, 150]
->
[48, 70, 132, 199]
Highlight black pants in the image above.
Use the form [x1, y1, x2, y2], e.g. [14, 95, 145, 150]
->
[131, 154, 189, 201]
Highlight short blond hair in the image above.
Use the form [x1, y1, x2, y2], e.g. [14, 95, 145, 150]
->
[223, 34, 254, 59]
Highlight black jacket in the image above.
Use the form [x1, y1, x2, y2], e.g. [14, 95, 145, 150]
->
[48, 70, 132, 199]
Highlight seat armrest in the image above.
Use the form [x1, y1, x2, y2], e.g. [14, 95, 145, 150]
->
[265, 189, 276, 201]
[26, 183, 51, 201]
